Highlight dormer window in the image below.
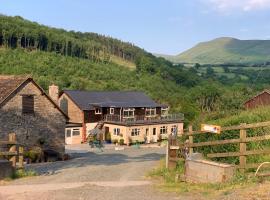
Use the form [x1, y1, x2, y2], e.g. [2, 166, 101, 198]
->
[161, 107, 169, 116]
[95, 108, 102, 114]
[145, 108, 156, 117]
[123, 108, 135, 118]
[110, 108, 115, 115]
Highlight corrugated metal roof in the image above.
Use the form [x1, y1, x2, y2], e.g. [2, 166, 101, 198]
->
[62, 90, 162, 110]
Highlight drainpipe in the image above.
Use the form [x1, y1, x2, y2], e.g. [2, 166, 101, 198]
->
[120, 107, 122, 122]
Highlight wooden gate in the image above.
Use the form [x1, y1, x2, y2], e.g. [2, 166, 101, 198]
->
[0, 133, 24, 168]
[167, 121, 270, 173]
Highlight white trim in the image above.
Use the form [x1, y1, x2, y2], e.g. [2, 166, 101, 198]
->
[123, 108, 135, 118]
[95, 108, 102, 114]
[131, 128, 140, 136]
[110, 108, 115, 115]
[145, 107, 156, 117]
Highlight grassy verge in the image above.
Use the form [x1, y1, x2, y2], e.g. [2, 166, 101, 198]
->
[11, 169, 37, 179]
[148, 159, 264, 198]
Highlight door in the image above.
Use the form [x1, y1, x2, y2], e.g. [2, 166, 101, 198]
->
[146, 128, 150, 143]
[152, 128, 157, 143]
[105, 127, 110, 142]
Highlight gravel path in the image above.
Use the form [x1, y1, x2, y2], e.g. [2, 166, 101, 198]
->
[0, 146, 187, 200]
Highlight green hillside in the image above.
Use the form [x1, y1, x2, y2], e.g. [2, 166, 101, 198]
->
[160, 37, 270, 64]
[1, 15, 268, 124]
[0, 15, 205, 121]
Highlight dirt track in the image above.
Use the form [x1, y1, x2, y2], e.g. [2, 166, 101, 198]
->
[0, 146, 187, 200]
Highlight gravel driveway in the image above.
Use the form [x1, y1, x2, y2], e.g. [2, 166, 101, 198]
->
[0, 145, 185, 200]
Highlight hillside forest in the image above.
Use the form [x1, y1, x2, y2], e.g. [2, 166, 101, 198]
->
[1, 15, 270, 128]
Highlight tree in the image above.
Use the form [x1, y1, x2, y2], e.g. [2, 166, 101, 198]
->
[206, 66, 215, 78]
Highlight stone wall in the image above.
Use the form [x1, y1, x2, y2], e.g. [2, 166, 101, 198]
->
[0, 82, 66, 154]
[0, 160, 13, 180]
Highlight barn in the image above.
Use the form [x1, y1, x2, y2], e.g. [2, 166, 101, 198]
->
[244, 90, 270, 109]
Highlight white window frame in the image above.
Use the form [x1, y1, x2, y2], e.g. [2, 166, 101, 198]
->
[160, 126, 168, 135]
[113, 128, 120, 136]
[66, 129, 72, 138]
[95, 108, 102, 114]
[131, 128, 140, 136]
[145, 108, 156, 117]
[161, 107, 169, 116]
[110, 108, 115, 115]
[72, 128, 80, 136]
[123, 108, 135, 118]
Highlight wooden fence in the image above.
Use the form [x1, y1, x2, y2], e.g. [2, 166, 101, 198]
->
[167, 121, 270, 172]
[0, 133, 24, 168]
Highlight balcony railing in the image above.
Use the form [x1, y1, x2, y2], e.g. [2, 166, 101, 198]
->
[103, 114, 184, 125]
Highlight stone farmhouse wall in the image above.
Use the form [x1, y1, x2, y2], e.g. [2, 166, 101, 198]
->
[0, 82, 66, 154]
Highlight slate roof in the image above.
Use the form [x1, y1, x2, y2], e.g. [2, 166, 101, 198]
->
[0, 75, 28, 104]
[62, 90, 162, 110]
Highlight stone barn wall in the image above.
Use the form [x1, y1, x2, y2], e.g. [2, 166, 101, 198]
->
[0, 82, 66, 155]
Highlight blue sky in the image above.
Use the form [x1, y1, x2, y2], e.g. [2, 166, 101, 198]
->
[1, 0, 270, 55]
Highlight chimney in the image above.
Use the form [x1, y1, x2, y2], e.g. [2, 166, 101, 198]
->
[49, 84, 59, 104]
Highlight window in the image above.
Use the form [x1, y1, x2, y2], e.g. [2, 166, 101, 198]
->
[161, 108, 168, 116]
[160, 126, 167, 135]
[131, 128, 140, 136]
[66, 129, 71, 137]
[72, 129, 80, 136]
[110, 108, 115, 115]
[171, 125, 178, 135]
[145, 108, 156, 117]
[123, 108, 135, 118]
[95, 108, 102, 114]
[113, 128, 120, 136]
[22, 95, 34, 114]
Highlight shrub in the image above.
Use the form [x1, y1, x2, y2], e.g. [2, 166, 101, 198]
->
[113, 139, 118, 144]
[119, 139, 124, 145]
[11, 169, 37, 179]
[187, 106, 270, 164]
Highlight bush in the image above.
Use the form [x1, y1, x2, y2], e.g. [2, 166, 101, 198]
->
[188, 106, 270, 164]
[11, 169, 37, 179]
[119, 139, 124, 145]
[113, 139, 118, 144]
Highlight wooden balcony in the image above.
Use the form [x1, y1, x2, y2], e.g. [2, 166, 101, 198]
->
[103, 114, 184, 125]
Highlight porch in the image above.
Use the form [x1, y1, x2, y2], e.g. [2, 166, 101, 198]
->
[103, 113, 184, 125]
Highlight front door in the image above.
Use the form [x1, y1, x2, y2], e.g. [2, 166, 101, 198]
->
[152, 128, 157, 143]
[146, 128, 150, 143]
[105, 127, 110, 142]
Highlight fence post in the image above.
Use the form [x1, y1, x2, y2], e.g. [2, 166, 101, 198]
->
[8, 133, 16, 167]
[188, 125, 193, 155]
[18, 146, 24, 168]
[166, 135, 170, 169]
[239, 124, 247, 173]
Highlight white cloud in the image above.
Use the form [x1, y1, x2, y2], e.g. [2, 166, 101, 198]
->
[204, 0, 270, 12]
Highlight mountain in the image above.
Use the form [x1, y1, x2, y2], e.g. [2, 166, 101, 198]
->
[158, 37, 270, 64]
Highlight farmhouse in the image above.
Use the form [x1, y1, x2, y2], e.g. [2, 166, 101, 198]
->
[244, 90, 270, 109]
[57, 89, 184, 144]
[0, 76, 68, 155]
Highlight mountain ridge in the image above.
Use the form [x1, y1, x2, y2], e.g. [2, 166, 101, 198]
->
[156, 37, 270, 64]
